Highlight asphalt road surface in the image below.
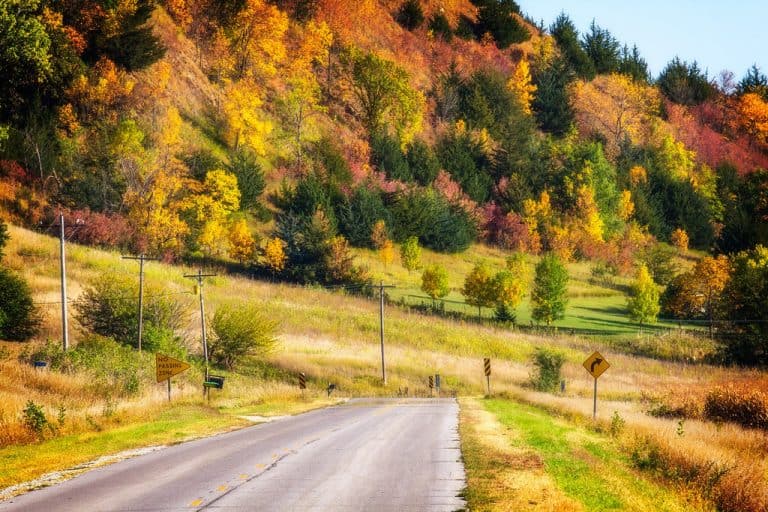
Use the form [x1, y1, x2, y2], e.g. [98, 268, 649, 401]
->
[0, 398, 466, 511]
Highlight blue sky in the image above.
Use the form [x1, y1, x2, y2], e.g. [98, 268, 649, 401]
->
[520, 1, 767, 81]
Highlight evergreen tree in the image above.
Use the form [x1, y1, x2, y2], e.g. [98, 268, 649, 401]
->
[581, 20, 620, 75]
[396, 0, 424, 31]
[406, 139, 440, 186]
[532, 56, 575, 135]
[626, 264, 660, 325]
[531, 253, 568, 325]
[736, 64, 768, 100]
[471, 0, 530, 48]
[0, 267, 41, 341]
[657, 57, 715, 106]
[549, 12, 594, 79]
[618, 44, 650, 83]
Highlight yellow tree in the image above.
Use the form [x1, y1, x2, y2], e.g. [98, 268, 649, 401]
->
[618, 189, 635, 221]
[737, 92, 768, 146]
[380, 239, 395, 268]
[230, 0, 288, 80]
[282, 21, 333, 169]
[262, 237, 287, 273]
[574, 184, 604, 243]
[572, 73, 660, 159]
[222, 78, 272, 155]
[228, 218, 257, 263]
[186, 169, 241, 257]
[627, 264, 660, 326]
[507, 59, 537, 115]
[370, 219, 388, 249]
[670, 228, 689, 252]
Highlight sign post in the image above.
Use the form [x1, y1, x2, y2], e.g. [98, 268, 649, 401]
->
[483, 358, 491, 396]
[435, 373, 441, 398]
[582, 351, 610, 419]
[156, 353, 191, 401]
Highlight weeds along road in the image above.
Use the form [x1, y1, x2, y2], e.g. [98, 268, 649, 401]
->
[0, 398, 465, 512]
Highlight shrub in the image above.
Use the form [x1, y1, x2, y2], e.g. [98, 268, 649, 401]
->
[703, 385, 768, 430]
[73, 272, 188, 350]
[22, 401, 48, 438]
[209, 304, 278, 370]
[395, 0, 424, 31]
[0, 267, 41, 341]
[428, 13, 453, 41]
[0, 218, 8, 259]
[530, 347, 565, 392]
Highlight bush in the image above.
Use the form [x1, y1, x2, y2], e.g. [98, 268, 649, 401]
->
[0, 218, 8, 259]
[395, 0, 424, 30]
[0, 267, 41, 341]
[428, 13, 453, 41]
[22, 401, 48, 438]
[209, 304, 278, 370]
[703, 385, 768, 430]
[530, 347, 565, 392]
[391, 188, 477, 253]
[73, 272, 188, 350]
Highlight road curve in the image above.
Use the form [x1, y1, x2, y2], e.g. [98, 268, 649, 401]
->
[0, 398, 466, 511]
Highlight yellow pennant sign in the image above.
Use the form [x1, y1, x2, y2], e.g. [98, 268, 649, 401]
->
[156, 353, 191, 383]
[583, 351, 610, 379]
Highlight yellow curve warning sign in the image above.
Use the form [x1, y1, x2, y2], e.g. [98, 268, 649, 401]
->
[156, 353, 191, 383]
[583, 351, 610, 379]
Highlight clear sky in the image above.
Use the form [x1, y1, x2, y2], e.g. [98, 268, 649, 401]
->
[520, 1, 768, 81]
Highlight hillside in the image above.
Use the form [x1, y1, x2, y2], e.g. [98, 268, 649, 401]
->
[1, 225, 767, 510]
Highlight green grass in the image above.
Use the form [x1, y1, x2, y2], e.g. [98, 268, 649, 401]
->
[481, 398, 709, 512]
[0, 405, 248, 488]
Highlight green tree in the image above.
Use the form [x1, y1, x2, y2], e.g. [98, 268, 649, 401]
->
[657, 57, 715, 106]
[720, 245, 768, 365]
[619, 44, 650, 83]
[532, 56, 575, 135]
[736, 64, 768, 99]
[549, 12, 594, 79]
[581, 20, 620, 75]
[462, 263, 496, 317]
[627, 264, 660, 325]
[338, 186, 391, 248]
[399, 236, 421, 272]
[0, 267, 41, 341]
[344, 48, 424, 144]
[471, 0, 530, 48]
[209, 303, 278, 370]
[421, 264, 450, 301]
[0, 0, 51, 122]
[228, 150, 266, 212]
[531, 253, 568, 325]
[492, 269, 525, 322]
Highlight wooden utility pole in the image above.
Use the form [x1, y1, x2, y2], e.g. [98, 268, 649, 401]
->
[184, 269, 217, 392]
[122, 254, 159, 352]
[378, 281, 395, 385]
[59, 212, 69, 351]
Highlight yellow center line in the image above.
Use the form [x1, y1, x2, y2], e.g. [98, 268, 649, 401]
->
[239, 474, 249, 480]
[189, 498, 203, 507]
[217, 485, 228, 492]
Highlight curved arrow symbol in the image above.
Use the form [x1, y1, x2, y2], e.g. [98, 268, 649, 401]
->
[590, 358, 603, 373]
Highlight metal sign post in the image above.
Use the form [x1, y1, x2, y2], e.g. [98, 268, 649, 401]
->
[583, 351, 610, 420]
[378, 281, 395, 386]
[435, 373, 441, 398]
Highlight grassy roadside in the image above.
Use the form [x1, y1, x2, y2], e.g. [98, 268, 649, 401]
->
[460, 397, 714, 512]
[0, 398, 334, 491]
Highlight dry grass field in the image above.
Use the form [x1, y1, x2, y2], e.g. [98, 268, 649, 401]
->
[2, 225, 767, 509]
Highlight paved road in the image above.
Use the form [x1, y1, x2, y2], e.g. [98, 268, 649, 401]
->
[0, 398, 466, 511]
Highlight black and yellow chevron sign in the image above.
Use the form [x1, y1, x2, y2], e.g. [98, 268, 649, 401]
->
[428, 375, 434, 389]
[299, 372, 306, 389]
[483, 358, 491, 377]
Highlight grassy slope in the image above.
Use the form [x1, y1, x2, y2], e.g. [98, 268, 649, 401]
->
[3, 225, 766, 508]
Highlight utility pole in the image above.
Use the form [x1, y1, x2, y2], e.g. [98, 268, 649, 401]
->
[59, 212, 69, 351]
[378, 281, 395, 385]
[184, 269, 217, 393]
[122, 254, 159, 352]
